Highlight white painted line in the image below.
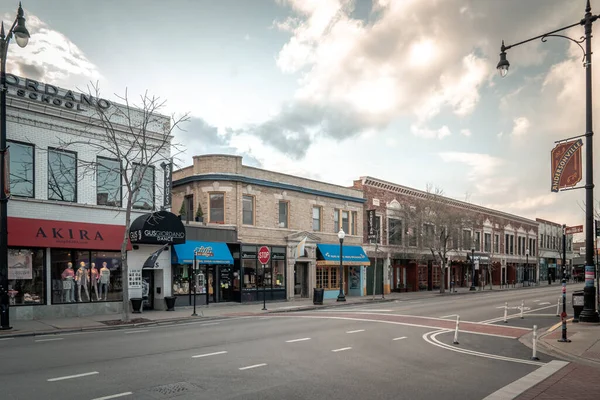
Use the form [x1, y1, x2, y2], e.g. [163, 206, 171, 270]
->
[0, 337, 14, 341]
[286, 338, 311, 343]
[35, 338, 64, 343]
[393, 336, 407, 341]
[124, 329, 149, 334]
[439, 314, 458, 318]
[342, 309, 393, 312]
[409, 301, 422, 304]
[61, 331, 96, 337]
[47, 371, 99, 382]
[192, 351, 228, 358]
[481, 304, 556, 324]
[533, 299, 540, 302]
[173, 322, 220, 327]
[91, 392, 133, 400]
[239, 363, 267, 370]
[482, 360, 570, 400]
[539, 302, 551, 305]
[332, 347, 352, 352]
[346, 329, 365, 334]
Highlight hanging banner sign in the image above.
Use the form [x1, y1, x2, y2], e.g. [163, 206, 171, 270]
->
[551, 139, 583, 192]
[367, 209, 377, 241]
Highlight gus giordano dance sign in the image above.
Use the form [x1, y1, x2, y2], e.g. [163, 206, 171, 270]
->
[551, 139, 583, 192]
[5, 74, 112, 112]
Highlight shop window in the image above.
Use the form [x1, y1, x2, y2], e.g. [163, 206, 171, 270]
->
[8, 140, 34, 198]
[242, 246, 256, 289]
[48, 148, 77, 202]
[278, 201, 289, 228]
[97, 157, 122, 207]
[50, 249, 123, 304]
[243, 195, 254, 225]
[7, 248, 45, 305]
[389, 218, 402, 245]
[316, 266, 339, 289]
[209, 193, 225, 223]
[132, 163, 155, 210]
[312, 206, 321, 231]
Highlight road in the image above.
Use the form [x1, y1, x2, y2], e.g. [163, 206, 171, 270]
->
[0, 283, 582, 400]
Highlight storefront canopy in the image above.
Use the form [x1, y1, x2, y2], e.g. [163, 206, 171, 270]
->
[316, 244, 369, 266]
[172, 241, 234, 265]
[129, 211, 186, 245]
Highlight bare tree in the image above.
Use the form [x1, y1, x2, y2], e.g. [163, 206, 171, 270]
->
[58, 83, 189, 322]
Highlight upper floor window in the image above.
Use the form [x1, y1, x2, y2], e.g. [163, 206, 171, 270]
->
[48, 148, 77, 202]
[341, 211, 350, 234]
[279, 201, 289, 228]
[312, 206, 321, 231]
[132, 164, 154, 210]
[242, 195, 254, 225]
[388, 218, 402, 245]
[351, 211, 357, 235]
[474, 231, 481, 251]
[334, 208, 339, 232]
[408, 224, 417, 247]
[462, 229, 472, 250]
[423, 223, 434, 247]
[8, 140, 34, 198]
[484, 233, 491, 253]
[209, 193, 225, 223]
[96, 157, 121, 207]
[494, 234, 499, 253]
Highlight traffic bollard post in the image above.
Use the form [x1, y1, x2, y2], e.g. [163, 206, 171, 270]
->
[520, 300, 524, 319]
[531, 325, 540, 361]
[557, 279, 571, 343]
[453, 315, 460, 345]
[556, 297, 561, 317]
[504, 301, 508, 323]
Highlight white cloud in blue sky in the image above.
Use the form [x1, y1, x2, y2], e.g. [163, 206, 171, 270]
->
[2, 0, 599, 229]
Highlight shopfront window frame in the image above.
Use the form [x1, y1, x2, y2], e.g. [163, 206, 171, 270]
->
[7, 247, 46, 306]
[241, 245, 286, 291]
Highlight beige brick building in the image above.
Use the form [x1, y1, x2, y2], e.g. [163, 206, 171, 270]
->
[172, 155, 368, 302]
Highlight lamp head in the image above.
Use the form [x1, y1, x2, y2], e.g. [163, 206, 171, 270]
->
[13, 2, 30, 48]
[497, 42, 509, 77]
[338, 229, 345, 241]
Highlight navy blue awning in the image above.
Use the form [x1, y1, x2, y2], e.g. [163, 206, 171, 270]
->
[316, 244, 369, 266]
[172, 241, 233, 265]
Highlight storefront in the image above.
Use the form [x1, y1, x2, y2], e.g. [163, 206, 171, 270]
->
[171, 241, 235, 306]
[316, 243, 368, 299]
[240, 245, 287, 303]
[128, 211, 186, 310]
[7, 217, 128, 320]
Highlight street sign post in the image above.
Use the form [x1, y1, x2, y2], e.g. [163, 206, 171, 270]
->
[258, 246, 270, 311]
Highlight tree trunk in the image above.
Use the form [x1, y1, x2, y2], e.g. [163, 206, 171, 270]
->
[488, 268, 493, 290]
[439, 265, 446, 294]
[121, 198, 133, 322]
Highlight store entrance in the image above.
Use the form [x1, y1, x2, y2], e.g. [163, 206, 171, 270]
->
[218, 266, 233, 302]
[142, 270, 154, 310]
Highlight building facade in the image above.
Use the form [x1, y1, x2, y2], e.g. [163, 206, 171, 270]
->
[536, 218, 574, 283]
[4, 75, 175, 320]
[353, 177, 539, 293]
[172, 154, 368, 302]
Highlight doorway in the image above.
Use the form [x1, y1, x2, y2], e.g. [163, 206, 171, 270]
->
[142, 270, 154, 310]
[294, 262, 308, 298]
[218, 266, 233, 302]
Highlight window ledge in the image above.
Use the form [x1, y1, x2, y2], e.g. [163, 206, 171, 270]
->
[11, 196, 149, 213]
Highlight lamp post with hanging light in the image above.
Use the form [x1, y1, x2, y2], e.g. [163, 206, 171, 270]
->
[337, 229, 346, 302]
[0, 2, 31, 331]
[497, 0, 599, 322]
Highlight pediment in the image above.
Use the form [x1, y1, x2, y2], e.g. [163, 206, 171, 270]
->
[483, 218, 493, 227]
[387, 199, 401, 209]
[286, 230, 321, 242]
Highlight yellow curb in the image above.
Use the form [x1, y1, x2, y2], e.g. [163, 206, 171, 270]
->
[547, 318, 573, 333]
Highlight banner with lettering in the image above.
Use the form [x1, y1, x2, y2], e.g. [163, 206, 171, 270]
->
[551, 139, 583, 192]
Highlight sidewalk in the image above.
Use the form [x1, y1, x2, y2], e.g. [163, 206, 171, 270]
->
[0, 281, 578, 338]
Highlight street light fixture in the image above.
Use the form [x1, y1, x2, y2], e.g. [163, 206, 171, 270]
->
[526, 248, 530, 287]
[0, 2, 30, 331]
[498, 0, 599, 323]
[337, 229, 346, 302]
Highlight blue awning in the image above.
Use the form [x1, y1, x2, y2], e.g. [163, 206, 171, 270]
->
[172, 241, 234, 265]
[316, 244, 369, 266]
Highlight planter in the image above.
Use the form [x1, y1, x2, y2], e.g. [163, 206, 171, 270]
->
[294, 284, 302, 295]
[130, 298, 143, 314]
[195, 216, 203, 223]
[313, 288, 324, 305]
[164, 296, 176, 311]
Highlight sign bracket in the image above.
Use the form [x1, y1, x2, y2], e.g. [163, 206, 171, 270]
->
[555, 133, 587, 144]
[560, 185, 586, 192]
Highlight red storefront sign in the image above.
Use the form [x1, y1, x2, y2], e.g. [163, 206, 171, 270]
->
[8, 217, 130, 250]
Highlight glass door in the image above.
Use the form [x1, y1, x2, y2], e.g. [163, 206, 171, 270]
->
[218, 266, 233, 302]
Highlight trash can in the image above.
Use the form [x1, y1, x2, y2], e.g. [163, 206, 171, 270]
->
[130, 298, 143, 314]
[164, 296, 176, 311]
[313, 288, 324, 305]
[572, 290, 584, 322]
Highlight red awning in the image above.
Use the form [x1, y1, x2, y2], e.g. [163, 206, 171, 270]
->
[8, 217, 131, 250]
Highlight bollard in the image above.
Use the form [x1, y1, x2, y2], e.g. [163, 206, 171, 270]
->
[557, 279, 571, 343]
[504, 301, 508, 323]
[556, 297, 561, 317]
[531, 325, 540, 361]
[520, 300, 524, 319]
[453, 315, 460, 345]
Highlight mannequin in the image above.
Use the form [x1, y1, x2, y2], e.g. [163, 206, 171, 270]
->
[61, 262, 75, 303]
[90, 262, 100, 301]
[99, 262, 111, 301]
[76, 261, 90, 302]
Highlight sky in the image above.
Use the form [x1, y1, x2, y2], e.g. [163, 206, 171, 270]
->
[2, 0, 599, 232]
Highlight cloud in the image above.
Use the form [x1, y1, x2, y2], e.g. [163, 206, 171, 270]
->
[411, 124, 451, 140]
[460, 129, 472, 137]
[485, 194, 557, 212]
[438, 152, 504, 180]
[511, 117, 530, 136]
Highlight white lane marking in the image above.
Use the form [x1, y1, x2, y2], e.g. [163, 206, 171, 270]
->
[482, 360, 569, 400]
[423, 330, 545, 366]
[91, 392, 133, 400]
[286, 338, 311, 343]
[35, 338, 64, 343]
[331, 347, 352, 352]
[239, 363, 267, 370]
[439, 314, 458, 319]
[0, 337, 14, 341]
[409, 301, 422, 304]
[192, 351, 228, 358]
[124, 329, 149, 334]
[173, 322, 220, 328]
[539, 302, 551, 305]
[393, 336, 407, 341]
[48, 371, 99, 382]
[481, 304, 556, 324]
[346, 329, 365, 334]
[533, 299, 540, 302]
[274, 306, 305, 310]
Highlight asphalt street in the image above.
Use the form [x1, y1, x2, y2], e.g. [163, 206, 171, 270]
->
[0, 283, 582, 400]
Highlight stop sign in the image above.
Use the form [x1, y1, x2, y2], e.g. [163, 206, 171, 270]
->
[258, 246, 271, 265]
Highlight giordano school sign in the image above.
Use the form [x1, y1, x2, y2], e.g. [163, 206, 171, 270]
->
[5, 74, 112, 112]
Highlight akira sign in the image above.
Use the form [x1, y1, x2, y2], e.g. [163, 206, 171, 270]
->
[551, 139, 583, 192]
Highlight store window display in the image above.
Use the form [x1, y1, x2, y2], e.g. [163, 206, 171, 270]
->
[7, 248, 45, 305]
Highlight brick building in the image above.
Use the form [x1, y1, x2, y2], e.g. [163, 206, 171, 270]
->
[172, 154, 368, 303]
[353, 177, 540, 293]
[4, 75, 175, 320]
[536, 218, 574, 283]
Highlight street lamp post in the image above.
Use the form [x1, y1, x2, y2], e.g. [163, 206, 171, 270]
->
[526, 249, 530, 287]
[470, 247, 476, 291]
[498, 0, 599, 323]
[0, 2, 30, 331]
[337, 229, 346, 302]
